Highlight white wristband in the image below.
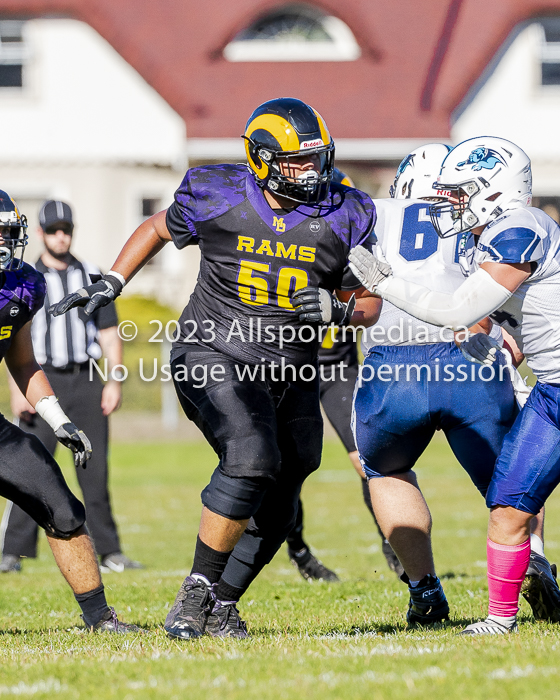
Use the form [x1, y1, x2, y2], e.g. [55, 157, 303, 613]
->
[108, 270, 126, 287]
[35, 396, 71, 432]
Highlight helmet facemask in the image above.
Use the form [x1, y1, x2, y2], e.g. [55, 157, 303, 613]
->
[429, 181, 482, 238]
[0, 210, 27, 270]
[247, 139, 335, 205]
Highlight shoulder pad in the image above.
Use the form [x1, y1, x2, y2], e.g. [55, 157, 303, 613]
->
[479, 210, 543, 264]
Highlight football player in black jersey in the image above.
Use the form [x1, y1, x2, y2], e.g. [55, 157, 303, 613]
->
[287, 169, 403, 582]
[0, 191, 139, 633]
[51, 98, 381, 639]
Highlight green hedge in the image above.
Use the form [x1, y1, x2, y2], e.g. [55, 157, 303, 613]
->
[116, 295, 181, 412]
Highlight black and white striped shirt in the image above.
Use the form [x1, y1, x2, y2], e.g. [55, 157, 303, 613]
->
[32, 256, 118, 369]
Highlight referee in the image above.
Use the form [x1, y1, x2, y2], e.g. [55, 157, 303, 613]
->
[0, 200, 142, 574]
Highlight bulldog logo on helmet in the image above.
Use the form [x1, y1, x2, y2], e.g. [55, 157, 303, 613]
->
[457, 147, 505, 171]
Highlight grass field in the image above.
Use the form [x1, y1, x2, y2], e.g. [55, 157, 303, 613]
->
[1, 434, 560, 699]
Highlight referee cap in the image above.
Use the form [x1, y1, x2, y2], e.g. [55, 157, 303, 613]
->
[39, 200, 74, 232]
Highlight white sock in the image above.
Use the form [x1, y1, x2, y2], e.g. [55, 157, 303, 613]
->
[530, 533, 545, 557]
[488, 614, 517, 629]
[409, 580, 420, 588]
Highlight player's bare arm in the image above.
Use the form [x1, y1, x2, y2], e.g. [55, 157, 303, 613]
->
[98, 326, 123, 416]
[338, 287, 382, 328]
[49, 209, 172, 317]
[5, 321, 55, 406]
[501, 327, 524, 367]
[111, 209, 172, 282]
[5, 321, 91, 468]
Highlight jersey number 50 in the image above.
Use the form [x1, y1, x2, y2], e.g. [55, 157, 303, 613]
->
[237, 260, 308, 309]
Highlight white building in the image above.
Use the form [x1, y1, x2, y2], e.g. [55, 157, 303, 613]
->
[1, 13, 560, 307]
[453, 18, 560, 214]
[0, 17, 197, 306]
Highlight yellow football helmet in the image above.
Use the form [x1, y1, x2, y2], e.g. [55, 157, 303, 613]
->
[244, 97, 335, 205]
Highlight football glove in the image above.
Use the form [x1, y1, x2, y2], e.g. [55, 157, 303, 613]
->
[55, 422, 92, 469]
[291, 287, 356, 325]
[49, 273, 124, 317]
[459, 333, 501, 365]
[348, 245, 392, 293]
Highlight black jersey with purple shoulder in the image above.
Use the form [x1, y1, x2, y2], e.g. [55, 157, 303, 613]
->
[0, 263, 46, 363]
[166, 164, 375, 365]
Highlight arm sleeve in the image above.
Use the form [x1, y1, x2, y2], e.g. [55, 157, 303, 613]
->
[375, 268, 513, 330]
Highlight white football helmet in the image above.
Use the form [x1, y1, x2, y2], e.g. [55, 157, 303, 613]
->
[390, 143, 451, 199]
[430, 136, 532, 238]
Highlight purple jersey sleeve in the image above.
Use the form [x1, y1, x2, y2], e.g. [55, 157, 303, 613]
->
[326, 185, 376, 249]
[16, 263, 46, 317]
[327, 186, 376, 289]
[166, 164, 249, 249]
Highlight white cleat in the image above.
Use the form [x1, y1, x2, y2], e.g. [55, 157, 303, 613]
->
[460, 617, 518, 635]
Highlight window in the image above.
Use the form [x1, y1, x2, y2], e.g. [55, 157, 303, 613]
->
[224, 4, 360, 62]
[141, 198, 162, 266]
[142, 198, 161, 219]
[540, 18, 560, 85]
[0, 20, 27, 88]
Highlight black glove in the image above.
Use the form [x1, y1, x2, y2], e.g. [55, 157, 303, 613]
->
[55, 423, 92, 469]
[291, 287, 356, 325]
[49, 274, 123, 317]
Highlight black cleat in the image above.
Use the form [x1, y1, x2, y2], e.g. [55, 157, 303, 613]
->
[164, 576, 214, 639]
[0, 555, 21, 573]
[288, 547, 339, 582]
[382, 539, 405, 578]
[522, 552, 560, 622]
[404, 573, 449, 626]
[87, 607, 143, 634]
[206, 601, 248, 638]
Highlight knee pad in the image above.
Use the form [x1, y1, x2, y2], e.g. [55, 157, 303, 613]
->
[221, 433, 282, 481]
[201, 469, 270, 520]
[46, 497, 86, 539]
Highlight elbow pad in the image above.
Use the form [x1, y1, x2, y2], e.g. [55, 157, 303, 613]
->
[376, 268, 513, 330]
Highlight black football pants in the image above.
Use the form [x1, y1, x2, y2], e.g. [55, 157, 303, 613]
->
[172, 345, 323, 595]
[0, 413, 85, 539]
[286, 360, 359, 551]
[2, 367, 121, 558]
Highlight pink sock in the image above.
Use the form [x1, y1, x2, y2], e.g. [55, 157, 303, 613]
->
[487, 537, 530, 618]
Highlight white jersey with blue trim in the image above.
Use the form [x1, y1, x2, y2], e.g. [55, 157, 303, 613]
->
[362, 198, 476, 352]
[470, 206, 560, 383]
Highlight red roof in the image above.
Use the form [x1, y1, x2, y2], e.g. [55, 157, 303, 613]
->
[2, 0, 559, 138]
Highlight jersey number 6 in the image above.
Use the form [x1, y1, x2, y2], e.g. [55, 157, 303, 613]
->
[398, 203, 439, 262]
[237, 260, 309, 310]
